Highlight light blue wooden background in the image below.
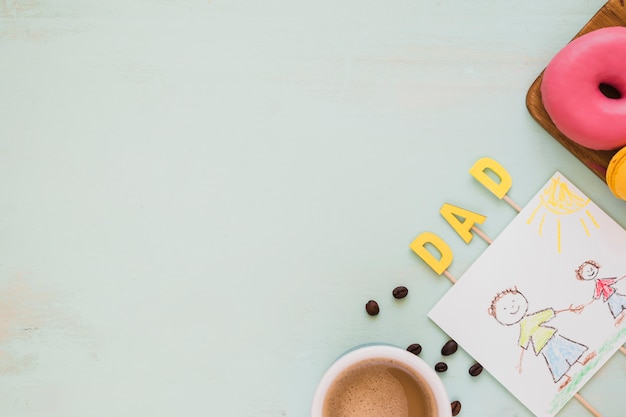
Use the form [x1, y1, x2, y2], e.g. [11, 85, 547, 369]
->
[1, 0, 625, 416]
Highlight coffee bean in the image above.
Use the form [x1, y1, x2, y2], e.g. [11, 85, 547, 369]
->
[434, 362, 448, 372]
[406, 343, 422, 356]
[365, 300, 379, 316]
[469, 362, 483, 377]
[441, 339, 458, 356]
[392, 286, 408, 299]
[451, 400, 461, 416]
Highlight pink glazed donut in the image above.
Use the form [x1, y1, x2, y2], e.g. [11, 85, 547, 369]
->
[541, 26, 626, 150]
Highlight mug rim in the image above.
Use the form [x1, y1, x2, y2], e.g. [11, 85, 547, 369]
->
[311, 344, 452, 417]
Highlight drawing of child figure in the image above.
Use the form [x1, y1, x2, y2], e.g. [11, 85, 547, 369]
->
[575, 260, 626, 326]
[488, 287, 596, 390]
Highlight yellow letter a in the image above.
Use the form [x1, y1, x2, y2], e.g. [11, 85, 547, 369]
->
[440, 203, 486, 244]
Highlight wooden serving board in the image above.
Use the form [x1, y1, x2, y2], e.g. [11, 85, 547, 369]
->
[526, 0, 626, 183]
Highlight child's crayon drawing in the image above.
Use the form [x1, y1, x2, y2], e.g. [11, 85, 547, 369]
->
[575, 260, 626, 326]
[526, 176, 599, 253]
[487, 287, 595, 390]
[429, 172, 626, 417]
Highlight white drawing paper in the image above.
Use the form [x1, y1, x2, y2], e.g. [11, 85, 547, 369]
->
[429, 172, 626, 417]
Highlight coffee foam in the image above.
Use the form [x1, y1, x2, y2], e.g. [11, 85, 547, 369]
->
[322, 358, 436, 417]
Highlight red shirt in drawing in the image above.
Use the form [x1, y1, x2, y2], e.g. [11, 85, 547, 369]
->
[594, 278, 617, 301]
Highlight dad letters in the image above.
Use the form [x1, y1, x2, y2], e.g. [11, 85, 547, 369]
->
[410, 157, 513, 276]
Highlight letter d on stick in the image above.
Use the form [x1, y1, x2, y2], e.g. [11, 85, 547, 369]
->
[469, 157, 512, 199]
[409, 232, 453, 275]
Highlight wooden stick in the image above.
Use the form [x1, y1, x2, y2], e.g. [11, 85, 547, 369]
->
[574, 393, 603, 417]
[442, 270, 457, 284]
[619, 346, 626, 356]
[503, 195, 522, 212]
[471, 226, 493, 245]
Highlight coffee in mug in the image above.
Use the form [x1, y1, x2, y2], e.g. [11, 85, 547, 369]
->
[311, 345, 451, 417]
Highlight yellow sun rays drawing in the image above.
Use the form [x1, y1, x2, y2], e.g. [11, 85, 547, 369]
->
[526, 176, 599, 253]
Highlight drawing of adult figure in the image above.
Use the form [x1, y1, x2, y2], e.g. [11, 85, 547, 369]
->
[488, 287, 596, 390]
[575, 260, 626, 326]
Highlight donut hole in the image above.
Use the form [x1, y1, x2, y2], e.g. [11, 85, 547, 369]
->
[599, 83, 622, 99]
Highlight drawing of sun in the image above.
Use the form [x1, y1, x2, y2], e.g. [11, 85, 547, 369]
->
[526, 176, 599, 253]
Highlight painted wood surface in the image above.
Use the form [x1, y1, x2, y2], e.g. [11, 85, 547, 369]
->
[1, 1, 625, 417]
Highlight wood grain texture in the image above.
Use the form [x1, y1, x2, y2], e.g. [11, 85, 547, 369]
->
[526, 0, 626, 183]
